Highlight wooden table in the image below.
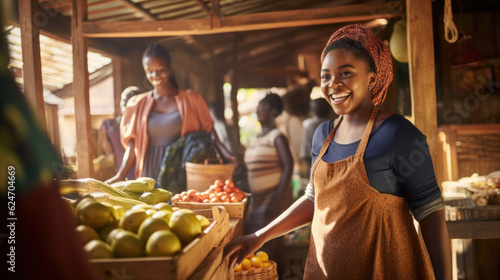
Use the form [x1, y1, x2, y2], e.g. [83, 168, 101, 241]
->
[447, 219, 500, 239]
[446, 219, 500, 280]
[188, 219, 244, 280]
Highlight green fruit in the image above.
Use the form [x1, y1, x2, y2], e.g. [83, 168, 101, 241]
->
[75, 197, 97, 213]
[196, 215, 211, 228]
[76, 201, 112, 229]
[168, 210, 202, 245]
[106, 228, 126, 245]
[152, 210, 173, 224]
[84, 240, 113, 259]
[111, 231, 144, 258]
[138, 217, 170, 242]
[75, 224, 100, 245]
[154, 203, 173, 212]
[98, 219, 119, 241]
[120, 208, 149, 233]
[146, 230, 182, 257]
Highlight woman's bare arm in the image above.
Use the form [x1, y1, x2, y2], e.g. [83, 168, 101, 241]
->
[106, 141, 136, 183]
[419, 208, 452, 280]
[210, 128, 237, 163]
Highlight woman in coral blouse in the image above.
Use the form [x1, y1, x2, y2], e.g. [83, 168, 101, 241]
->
[107, 44, 235, 186]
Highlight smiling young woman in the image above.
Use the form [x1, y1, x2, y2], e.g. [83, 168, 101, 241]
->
[107, 44, 236, 190]
[224, 25, 452, 280]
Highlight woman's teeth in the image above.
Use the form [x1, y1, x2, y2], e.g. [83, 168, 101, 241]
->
[331, 92, 350, 102]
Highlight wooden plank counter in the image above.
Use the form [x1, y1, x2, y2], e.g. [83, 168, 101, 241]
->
[447, 219, 500, 239]
[188, 219, 244, 280]
[446, 220, 500, 280]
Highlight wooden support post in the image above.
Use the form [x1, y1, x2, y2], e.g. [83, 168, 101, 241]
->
[18, 0, 47, 131]
[406, 0, 438, 172]
[230, 37, 240, 147]
[72, 0, 94, 178]
[45, 103, 61, 155]
[112, 58, 123, 117]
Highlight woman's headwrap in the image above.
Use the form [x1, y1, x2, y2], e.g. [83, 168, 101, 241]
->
[321, 24, 393, 106]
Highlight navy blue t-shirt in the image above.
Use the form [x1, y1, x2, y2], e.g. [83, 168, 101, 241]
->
[306, 114, 442, 219]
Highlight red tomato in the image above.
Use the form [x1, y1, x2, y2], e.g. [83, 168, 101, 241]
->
[203, 199, 210, 203]
[223, 185, 234, 194]
[214, 186, 223, 193]
[214, 179, 224, 188]
[210, 197, 220, 203]
[182, 195, 191, 202]
[180, 191, 187, 197]
[232, 193, 245, 200]
[230, 196, 240, 203]
[225, 180, 235, 188]
[221, 195, 230, 203]
[187, 190, 196, 198]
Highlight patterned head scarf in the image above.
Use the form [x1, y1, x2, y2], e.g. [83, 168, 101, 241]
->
[321, 24, 393, 106]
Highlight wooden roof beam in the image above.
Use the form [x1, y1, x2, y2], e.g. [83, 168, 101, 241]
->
[116, 0, 156, 20]
[194, 0, 211, 14]
[210, 0, 221, 29]
[88, 6, 128, 16]
[82, 3, 402, 37]
[235, 66, 307, 78]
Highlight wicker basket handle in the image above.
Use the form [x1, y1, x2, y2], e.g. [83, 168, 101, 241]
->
[204, 158, 223, 165]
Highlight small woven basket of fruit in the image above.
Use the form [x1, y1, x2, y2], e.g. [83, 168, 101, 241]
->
[234, 251, 278, 280]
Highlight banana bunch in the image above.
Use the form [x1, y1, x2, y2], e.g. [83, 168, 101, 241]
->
[111, 177, 173, 205]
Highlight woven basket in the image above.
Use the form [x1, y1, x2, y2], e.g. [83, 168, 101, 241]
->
[185, 158, 236, 192]
[235, 260, 278, 280]
[445, 198, 500, 221]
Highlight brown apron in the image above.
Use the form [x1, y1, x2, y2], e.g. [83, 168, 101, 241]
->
[304, 108, 435, 280]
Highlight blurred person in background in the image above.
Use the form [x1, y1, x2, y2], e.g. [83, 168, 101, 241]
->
[300, 97, 333, 178]
[95, 86, 141, 180]
[208, 101, 236, 155]
[243, 93, 294, 274]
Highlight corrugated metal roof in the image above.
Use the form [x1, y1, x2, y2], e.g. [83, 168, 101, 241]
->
[10, 0, 399, 91]
[6, 25, 111, 93]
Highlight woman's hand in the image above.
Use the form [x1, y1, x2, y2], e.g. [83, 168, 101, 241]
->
[210, 128, 238, 165]
[224, 233, 265, 270]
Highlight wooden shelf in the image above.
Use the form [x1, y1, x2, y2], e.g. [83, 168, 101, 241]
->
[447, 219, 500, 239]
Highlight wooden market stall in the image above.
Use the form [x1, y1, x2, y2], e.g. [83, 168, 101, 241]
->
[13, 0, 500, 279]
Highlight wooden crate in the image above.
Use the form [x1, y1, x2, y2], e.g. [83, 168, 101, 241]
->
[437, 123, 500, 184]
[173, 198, 248, 219]
[91, 206, 229, 280]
